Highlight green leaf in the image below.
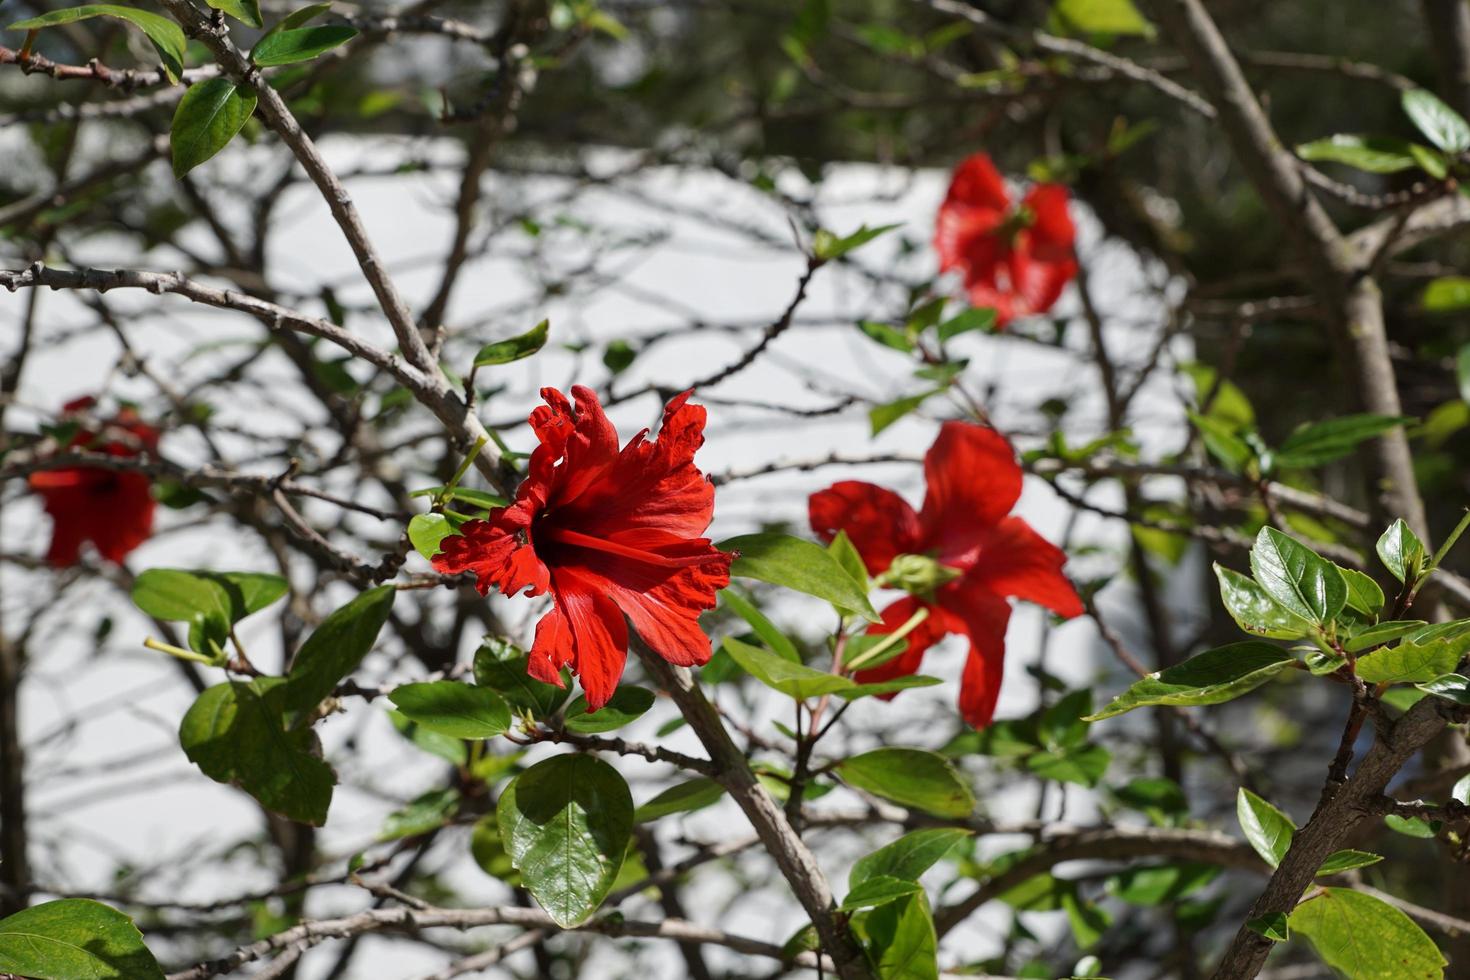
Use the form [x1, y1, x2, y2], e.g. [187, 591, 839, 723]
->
[1247, 912, 1290, 943]
[836, 748, 974, 817]
[936, 306, 997, 341]
[1378, 519, 1427, 583]
[1417, 673, 1470, 704]
[870, 389, 942, 435]
[474, 319, 549, 366]
[634, 776, 724, 822]
[203, 0, 262, 27]
[1040, 690, 1092, 750]
[1237, 788, 1295, 868]
[9, 5, 185, 81]
[1025, 744, 1111, 787]
[379, 787, 459, 840]
[850, 829, 970, 889]
[180, 679, 335, 825]
[1250, 527, 1346, 627]
[1086, 642, 1296, 720]
[1213, 563, 1311, 639]
[722, 637, 853, 699]
[840, 875, 924, 911]
[0, 899, 164, 980]
[1385, 814, 1439, 838]
[251, 24, 357, 66]
[840, 875, 917, 916]
[1296, 135, 1422, 174]
[263, 1, 332, 36]
[720, 588, 800, 662]
[1424, 277, 1470, 313]
[219, 572, 290, 617]
[1340, 567, 1386, 616]
[864, 893, 939, 980]
[387, 709, 466, 766]
[1356, 635, 1468, 684]
[562, 686, 656, 733]
[131, 568, 235, 656]
[1188, 411, 1253, 472]
[1290, 887, 1446, 979]
[812, 222, 900, 261]
[1346, 619, 1427, 652]
[388, 681, 511, 739]
[498, 754, 633, 927]
[170, 78, 257, 178]
[1275, 414, 1411, 469]
[279, 586, 395, 714]
[858, 320, 914, 352]
[1053, 0, 1154, 36]
[474, 636, 571, 717]
[838, 674, 942, 700]
[1403, 88, 1470, 153]
[1316, 849, 1383, 876]
[719, 532, 878, 620]
[1106, 863, 1219, 905]
[602, 339, 638, 374]
[1114, 777, 1187, 815]
[470, 813, 520, 884]
[408, 513, 457, 559]
[828, 529, 871, 593]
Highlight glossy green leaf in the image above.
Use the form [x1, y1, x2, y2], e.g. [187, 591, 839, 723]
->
[498, 754, 633, 927]
[0, 899, 163, 980]
[812, 222, 900, 260]
[9, 5, 185, 81]
[1403, 88, 1470, 153]
[1345, 619, 1427, 652]
[474, 636, 571, 717]
[1417, 673, 1470, 704]
[1340, 567, 1386, 616]
[470, 812, 520, 884]
[1386, 814, 1439, 838]
[1316, 849, 1383, 876]
[870, 389, 942, 435]
[1188, 411, 1253, 472]
[203, 0, 262, 27]
[1053, 0, 1154, 36]
[719, 532, 878, 620]
[408, 512, 457, 559]
[131, 568, 234, 656]
[720, 588, 800, 662]
[1296, 134, 1422, 173]
[180, 679, 334, 825]
[1275, 414, 1411, 469]
[474, 319, 549, 366]
[1378, 519, 1427, 583]
[1290, 887, 1446, 979]
[1247, 912, 1290, 943]
[1025, 743, 1111, 787]
[379, 787, 459, 840]
[838, 674, 942, 700]
[936, 306, 997, 341]
[252, 24, 357, 66]
[634, 776, 724, 822]
[563, 686, 656, 733]
[1250, 527, 1346, 627]
[828, 529, 871, 593]
[839, 875, 923, 911]
[279, 586, 395, 714]
[1237, 788, 1295, 868]
[850, 829, 970, 889]
[722, 637, 852, 699]
[864, 892, 939, 980]
[1061, 888, 1112, 949]
[389, 681, 511, 739]
[1214, 564, 1311, 639]
[1356, 635, 1468, 684]
[1106, 863, 1219, 906]
[171, 78, 258, 178]
[387, 709, 466, 766]
[1086, 642, 1296, 720]
[836, 748, 974, 817]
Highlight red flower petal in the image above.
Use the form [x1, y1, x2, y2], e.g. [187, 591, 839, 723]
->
[809, 481, 924, 577]
[433, 500, 549, 598]
[551, 567, 630, 710]
[937, 581, 1013, 728]
[528, 602, 574, 686]
[852, 597, 954, 695]
[1005, 238, 1075, 318]
[1021, 183, 1076, 259]
[918, 423, 1022, 565]
[935, 204, 1006, 280]
[943, 153, 1011, 212]
[963, 516, 1083, 618]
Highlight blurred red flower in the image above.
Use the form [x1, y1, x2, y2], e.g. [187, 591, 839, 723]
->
[934, 152, 1077, 326]
[434, 386, 732, 710]
[28, 396, 159, 567]
[809, 422, 1082, 727]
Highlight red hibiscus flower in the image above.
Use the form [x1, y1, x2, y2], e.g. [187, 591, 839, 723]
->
[934, 152, 1077, 327]
[809, 422, 1082, 727]
[28, 396, 159, 567]
[434, 386, 733, 710]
